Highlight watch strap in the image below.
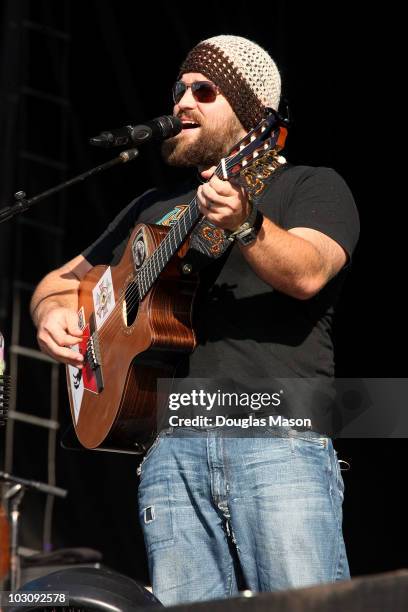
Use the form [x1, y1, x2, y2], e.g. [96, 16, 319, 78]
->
[227, 203, 264, 243]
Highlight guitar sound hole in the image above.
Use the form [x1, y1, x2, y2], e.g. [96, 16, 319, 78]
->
[123, 282, 139, 327]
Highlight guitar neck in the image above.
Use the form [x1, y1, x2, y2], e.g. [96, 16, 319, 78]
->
[137, 163, 225, 299]
[137, 195, 200, 299]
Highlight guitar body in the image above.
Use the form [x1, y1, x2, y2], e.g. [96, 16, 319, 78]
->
[66, 222, 198, 453]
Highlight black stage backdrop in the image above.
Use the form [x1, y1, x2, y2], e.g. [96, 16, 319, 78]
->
[0, 0, 405, 585]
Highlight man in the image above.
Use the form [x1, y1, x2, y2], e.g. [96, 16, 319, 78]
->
[31, 35, 359, 605]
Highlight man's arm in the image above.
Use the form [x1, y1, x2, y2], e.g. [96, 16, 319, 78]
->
[237, 221, 347, 299]
[30, 254, 92, 366]
[197, 168, 347, 299]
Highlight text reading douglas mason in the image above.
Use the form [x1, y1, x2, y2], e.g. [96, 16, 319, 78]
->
[168, 415, 312, 428]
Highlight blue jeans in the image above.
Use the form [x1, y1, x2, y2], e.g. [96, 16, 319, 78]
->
[137, 427, 349, 606]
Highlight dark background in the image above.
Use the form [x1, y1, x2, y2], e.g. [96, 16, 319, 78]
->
[0, 0, 405, 587]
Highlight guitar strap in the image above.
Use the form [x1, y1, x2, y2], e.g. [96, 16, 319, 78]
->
[182, 160, 291, 274]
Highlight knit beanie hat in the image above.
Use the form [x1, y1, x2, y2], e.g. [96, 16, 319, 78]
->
[179, 35, 281, 131]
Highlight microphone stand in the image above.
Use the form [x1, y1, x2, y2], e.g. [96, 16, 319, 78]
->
[0, 471, 67, 591]
[0, 148, 139, 224]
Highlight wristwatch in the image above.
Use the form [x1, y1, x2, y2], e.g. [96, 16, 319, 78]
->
[227, 205, 264, 246]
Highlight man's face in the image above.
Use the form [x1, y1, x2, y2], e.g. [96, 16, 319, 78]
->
[161, 72, 246, 169]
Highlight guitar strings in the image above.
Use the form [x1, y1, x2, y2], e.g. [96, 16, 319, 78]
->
[91, 191, 208, 349]
[90, 194, 202, 345]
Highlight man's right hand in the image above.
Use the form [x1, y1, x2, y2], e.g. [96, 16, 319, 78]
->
[36, 306, 84, 368]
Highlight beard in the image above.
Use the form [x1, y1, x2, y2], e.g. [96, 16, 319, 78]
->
[161, 113, 244, 168]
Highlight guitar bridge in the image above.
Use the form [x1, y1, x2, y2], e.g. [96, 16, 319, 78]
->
[86, 333, 101, 370]
[80, 315, 104, 394]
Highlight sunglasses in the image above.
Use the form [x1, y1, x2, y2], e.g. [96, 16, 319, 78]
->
[172, 80, 221, 104]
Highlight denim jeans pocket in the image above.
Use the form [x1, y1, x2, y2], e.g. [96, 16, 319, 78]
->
[139, 476, 174, 553]
[292, 435, 329, 447]
[287, 431, 331, 466]
[287, 428, 329, 449]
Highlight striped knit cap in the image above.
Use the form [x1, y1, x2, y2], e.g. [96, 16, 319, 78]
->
[179, 35, 281, 131]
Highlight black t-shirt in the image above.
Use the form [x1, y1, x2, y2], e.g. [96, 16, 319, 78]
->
[82, 164, 359, 429]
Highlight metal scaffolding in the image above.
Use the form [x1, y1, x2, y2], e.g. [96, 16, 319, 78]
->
[0, 0, 71, 552]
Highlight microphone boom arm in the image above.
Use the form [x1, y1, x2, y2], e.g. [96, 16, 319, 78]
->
[0, 148, 139, 225]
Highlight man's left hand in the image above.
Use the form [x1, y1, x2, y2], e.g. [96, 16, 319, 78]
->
[197, 166, 251, 231]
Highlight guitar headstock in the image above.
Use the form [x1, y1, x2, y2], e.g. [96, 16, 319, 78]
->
[215, 110, 288, 186]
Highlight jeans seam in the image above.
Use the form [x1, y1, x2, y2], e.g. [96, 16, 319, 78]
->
[334, 455, 345, 500]
[327, 450, 343, 532]
[218, 435, 236, 597]
[137, 432, 163, 477]
[324, 451, 342, 581]
[226, 548, 235, 597]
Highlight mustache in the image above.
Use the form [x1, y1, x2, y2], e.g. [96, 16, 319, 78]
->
[177, 112, 202, 124]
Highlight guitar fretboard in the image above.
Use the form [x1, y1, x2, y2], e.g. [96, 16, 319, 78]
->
[137, 194, 201, 299]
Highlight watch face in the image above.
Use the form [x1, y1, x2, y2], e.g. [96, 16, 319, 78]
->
[235, 211, 263, 245]
[237, 229, 257, 245]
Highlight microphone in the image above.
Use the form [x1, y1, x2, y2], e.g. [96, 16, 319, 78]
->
[89, 115, 182, 148]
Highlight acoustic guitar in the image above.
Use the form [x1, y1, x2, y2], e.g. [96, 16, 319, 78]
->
[66, 111, 287, 453]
